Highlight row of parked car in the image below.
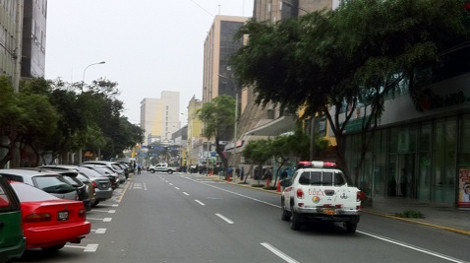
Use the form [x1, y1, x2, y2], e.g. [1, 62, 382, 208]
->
[0, 160, 131, 262]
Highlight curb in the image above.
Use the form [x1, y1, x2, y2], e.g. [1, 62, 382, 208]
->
[204, 175, 470, 236]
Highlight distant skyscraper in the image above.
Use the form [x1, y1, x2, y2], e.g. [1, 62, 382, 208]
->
[140, 91, 180, 145]
[202, 15, 248, 104]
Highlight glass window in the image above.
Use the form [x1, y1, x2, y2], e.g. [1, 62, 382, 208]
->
[11, 182, 58, 202]
[322, 172, 333, 186]
[310, 171, 322, 185]
[334, 172, 346, 186]
[33, 176, 75, 194]
[299, 173, 310, 185]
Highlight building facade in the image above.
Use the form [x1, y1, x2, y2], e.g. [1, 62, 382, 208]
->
[343, 44, 470, 207]
[140, 91, 180, 145]
[202, 15, 247, 104]
[21, 0, 47, 78]
[186, 96, 204, 166]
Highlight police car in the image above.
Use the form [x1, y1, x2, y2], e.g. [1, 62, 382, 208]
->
[280, 161, 362, 232]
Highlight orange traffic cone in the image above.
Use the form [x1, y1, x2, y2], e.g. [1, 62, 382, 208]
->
[276, 181, 281, 192]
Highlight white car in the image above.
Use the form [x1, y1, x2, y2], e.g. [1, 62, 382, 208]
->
[280, 161, 362, 232]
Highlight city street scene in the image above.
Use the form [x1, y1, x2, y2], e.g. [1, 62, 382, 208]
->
[1, 0, 470, 263]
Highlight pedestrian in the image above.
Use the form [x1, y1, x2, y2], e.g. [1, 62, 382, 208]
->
[137, 163, 142, 175]
[281, 168, 288, 180]
[240, 166, 245, 181]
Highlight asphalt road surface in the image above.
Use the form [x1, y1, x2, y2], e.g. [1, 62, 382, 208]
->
[17, 171, 470, 263]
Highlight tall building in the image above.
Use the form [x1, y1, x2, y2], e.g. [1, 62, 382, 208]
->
[140, 91, 180, 145]
[22, 0, 47, 78]
[202, 15, 247, 104]
[0, 0, 46, 81]
[186, 96, 204, 166]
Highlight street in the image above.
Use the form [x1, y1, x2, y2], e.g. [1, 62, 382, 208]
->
[17, 171, 470, 263]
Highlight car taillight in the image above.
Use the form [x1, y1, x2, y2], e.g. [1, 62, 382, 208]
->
[357, 191, 365, 202]
[24, 213, 51, 223]
[78, 208, 86, 218]
[296, 188, 304, 199]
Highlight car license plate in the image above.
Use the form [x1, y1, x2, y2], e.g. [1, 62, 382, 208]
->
[323, 209, 335, 215]
[58, 211, 69, 221]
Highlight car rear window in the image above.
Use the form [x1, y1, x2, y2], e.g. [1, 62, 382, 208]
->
[33, 176, 75, 193]
[10, 182, 59, 202]
[299, 170, 346, 186]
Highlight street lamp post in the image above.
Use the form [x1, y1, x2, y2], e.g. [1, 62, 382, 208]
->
[79, 61, 106, 163]
[82, 61, 106, 83]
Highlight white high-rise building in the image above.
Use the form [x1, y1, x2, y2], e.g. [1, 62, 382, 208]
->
[140, 91, 180, 145]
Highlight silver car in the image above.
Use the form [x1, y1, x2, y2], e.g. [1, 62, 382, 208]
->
[0, 169, 78, 201]
[80, 164, 120, 189]
[42, 165, 113, 207]
[81, 161, 126, 184]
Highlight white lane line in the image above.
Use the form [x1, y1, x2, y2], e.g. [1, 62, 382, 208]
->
[95, 204, 119, 208]
[186, 177, 280, 208]
[175, 187, 180, 190]
[92, 209, 116, 214]
[92, 228, 107, 234]
[260, 242, 299, 263]
[86, 217, 112, 222]
[144, 183, 148, 191]
[84, 244, 99, 252]
[169, 183, 173, 186]
[358, 231, 470, 263]
[195, 200, 205, 206]
[65, 244, 99, 252]
[183, 192, 189, 196]
[215, 213, 234, 224]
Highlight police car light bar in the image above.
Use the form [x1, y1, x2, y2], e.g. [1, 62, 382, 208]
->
[298, 161, 337, 168]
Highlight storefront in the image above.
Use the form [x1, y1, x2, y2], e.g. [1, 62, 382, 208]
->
[343, 74, 470, 207]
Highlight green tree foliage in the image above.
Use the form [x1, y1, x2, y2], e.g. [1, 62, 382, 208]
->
[198, 95, 235, 176]
[242, 139, 272, 185]
[0, 76, 143, 167]
[231, 0, 467, 183]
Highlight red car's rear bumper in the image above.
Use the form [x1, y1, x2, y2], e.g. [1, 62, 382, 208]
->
[24, 221, 91, 249]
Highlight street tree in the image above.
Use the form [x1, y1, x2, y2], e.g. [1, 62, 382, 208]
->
[242, 139, 272, 186]
[198, 95, 235, 177]
[230, 0, 467, 184]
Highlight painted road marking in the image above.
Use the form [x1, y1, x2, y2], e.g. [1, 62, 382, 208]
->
[195, 200, 205, 206]
[92, 228, 107, 234]
[84, 244, 99, 252]
[215, 213, 234, 224]
[87, 217, 112, 222]
[175, 186, 180, 190]
[65, 244, 99, 253]
[260, 242, 299, 263]
[358, 231, 470, 263]
[92, 209, 116, 214]
[183, 192, 189, 196]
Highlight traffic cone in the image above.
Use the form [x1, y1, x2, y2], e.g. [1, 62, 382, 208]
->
[276, 181, 281, 192]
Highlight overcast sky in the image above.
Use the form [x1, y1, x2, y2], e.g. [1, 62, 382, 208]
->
[45, 0, 254, 124]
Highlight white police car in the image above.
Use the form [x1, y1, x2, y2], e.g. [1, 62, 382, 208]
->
[280, 161, 362, 232]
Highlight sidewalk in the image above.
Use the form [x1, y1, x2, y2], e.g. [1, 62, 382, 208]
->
[204, 173, 470, 236]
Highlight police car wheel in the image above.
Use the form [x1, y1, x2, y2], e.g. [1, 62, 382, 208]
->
[290, 211, 301, 230]
[344, 222, 357, 233]
[281, 205, 291, 221]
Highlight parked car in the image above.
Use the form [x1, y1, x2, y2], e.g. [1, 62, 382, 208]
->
[42, 165, 113, 207]
[0, 175, 25, 262]
[81, 165, 119, 189]
[44, 169, 92, 212]
[0, 169, 78, 201]
[10, 181, 91, 250]
[81, 161, 126, 183]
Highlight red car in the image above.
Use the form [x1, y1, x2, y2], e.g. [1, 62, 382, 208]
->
[9, 181, 91, 250]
